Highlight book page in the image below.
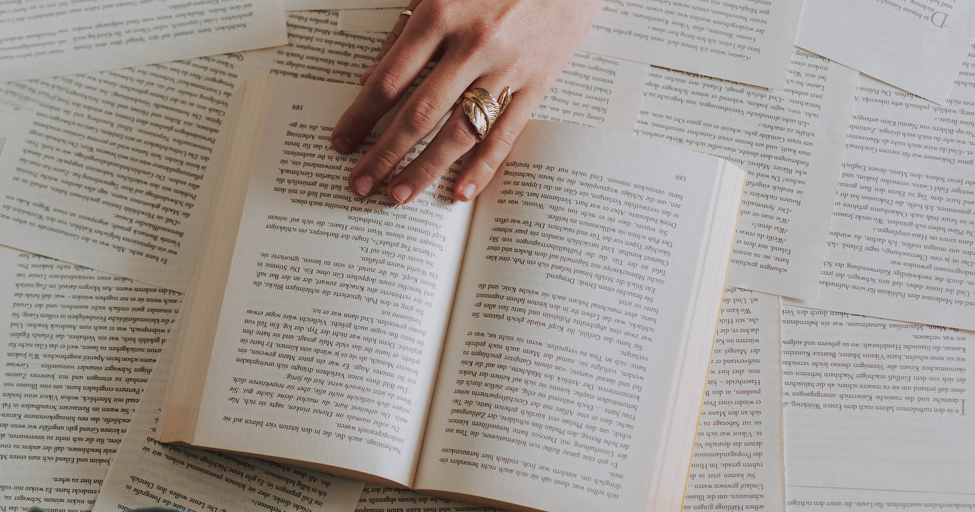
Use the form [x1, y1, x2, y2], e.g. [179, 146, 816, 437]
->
[91, 316, 364, 512]
[580, 0, 803, 88]
[795, 0, 975, 104]
[356, 486, 498, 512]
[415, 121, 742, 511]
[787, 487, 975, 511]
[287, 0, 405, 9]
[337, 8, 404, 33]
[273, 11, 384, 84]
[183, 79, 473, 485]
[780, 306, 975, 498]
[0, 0, 286, 83]
[532, 52, 647, 135]
[685, 288, 784, 511]
[785, 47, 975, 330]
[635, 49, 859, 299]
[0, 246, 179, 510]
[0, 51, 274, 292]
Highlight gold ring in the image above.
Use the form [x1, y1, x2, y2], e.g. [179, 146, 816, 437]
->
[400, 9, 413, 17]
[460, 86, 511, 142]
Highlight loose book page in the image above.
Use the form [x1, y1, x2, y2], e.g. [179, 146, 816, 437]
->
[532, 52, 647, 135]
[273, 11, 384, 83]
[337, 8, 404, 33]
[91, 316, 364, 512]
[795, 0, 975, 104]
[785, 46, 975, 330]
[414, 121, 741, 511]
[0, 246, 179, 510]
[634, 49, 859, 299]
[781, 306, 975, 498]
[184, 79, 474, 485]
[580, 0, 804, 89]
[0, 51, 274, 292]
[0, 0, 286, 83]
[686, 288, 784, 511]
[287, 0, 405, 9]
[356, 486, 498, 512]
[787, 487, 975, 511]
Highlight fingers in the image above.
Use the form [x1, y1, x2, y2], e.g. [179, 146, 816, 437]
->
[347, 54, 481, 201]
[360, 0, 422, 85]
[331, 2, 440, 155]
[453, 87, 537, 201]
[384, 81, 534, 204]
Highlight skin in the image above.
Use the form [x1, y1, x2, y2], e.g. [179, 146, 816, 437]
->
[331, 0, 604, 204]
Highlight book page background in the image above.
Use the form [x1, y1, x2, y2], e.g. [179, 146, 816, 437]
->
[795, 0, 975, 104]
[786, 46, 975, 330]
[634, 48, 858, 299]
[0, 0, 287, 83]
[581, 0, 804, 89]
[414, 121, 728, 512]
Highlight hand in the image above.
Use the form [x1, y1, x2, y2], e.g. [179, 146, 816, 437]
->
[331, 0, 602, 204]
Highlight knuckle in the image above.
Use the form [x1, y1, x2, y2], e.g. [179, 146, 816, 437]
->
[403, 97, 441, 135]
[444, 119, 479, 149]
[488, 126, 519, 157]
[368, 69, 406, 104]
[369, 146, 403, 174]
[410, 160, 445, 185]
[468, 20, 500, 51]
[423, 2, 453, 35]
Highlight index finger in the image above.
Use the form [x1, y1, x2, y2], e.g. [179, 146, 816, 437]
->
[330, 5, 442, 155]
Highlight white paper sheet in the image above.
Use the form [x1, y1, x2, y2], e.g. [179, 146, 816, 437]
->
[0, 246, 179, 510]
[781, 305, 975, 500]
[686, 288, 785, 511]
[785, 46, 975, 330]
[0, 0, 287, 83]
[795, 0, 975, 104]
[0, 52, 274, 292]
[634, 49, 859, 299]
[337, 8, 403, 33]
[90, 314, 364, 512]
[580, 0, 804, 89]
[287, 0, 405, 9]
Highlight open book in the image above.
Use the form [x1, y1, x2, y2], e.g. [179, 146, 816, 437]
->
[157, 76, 747, 512]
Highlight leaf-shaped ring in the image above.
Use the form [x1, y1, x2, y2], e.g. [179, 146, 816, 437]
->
[460, 86, 511, 142]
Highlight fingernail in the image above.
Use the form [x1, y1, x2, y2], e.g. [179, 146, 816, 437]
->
[391, 183, 413, 204]
[458, 183, 475, 201]
[353, 175, 374, 196]
[333, 136, 353, 154]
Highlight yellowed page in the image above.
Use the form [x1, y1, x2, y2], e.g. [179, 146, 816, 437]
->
[0, 0, 286, 83]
